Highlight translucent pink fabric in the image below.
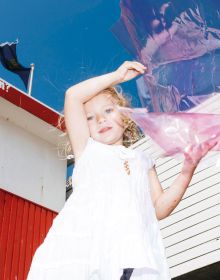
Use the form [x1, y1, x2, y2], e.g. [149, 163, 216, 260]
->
[112, 0, 220, 112]
[119, 107, 220, 161]
[112, 1, 220, 164]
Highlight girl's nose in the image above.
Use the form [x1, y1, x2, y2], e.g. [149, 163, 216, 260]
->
[97, 115, 106, 123]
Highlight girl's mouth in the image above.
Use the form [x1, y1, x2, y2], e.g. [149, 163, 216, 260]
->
[99, 127, 112, 133]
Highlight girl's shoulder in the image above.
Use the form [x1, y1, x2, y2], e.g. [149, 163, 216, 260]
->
[73, 137, 94, 167]
[73, 137, 122, 166]
[137, 150, 156, 169]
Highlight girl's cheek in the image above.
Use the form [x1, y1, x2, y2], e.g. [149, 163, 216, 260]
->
[112, 113, 124, 127]
[89, 123, 98, 135]
[111, 112, 121, 122]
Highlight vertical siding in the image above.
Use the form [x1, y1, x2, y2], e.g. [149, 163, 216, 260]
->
[132, 95, 220, 278]
[0, 188, 57, 280]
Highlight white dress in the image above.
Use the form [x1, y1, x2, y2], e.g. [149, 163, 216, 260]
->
[27, 137, 171, 280]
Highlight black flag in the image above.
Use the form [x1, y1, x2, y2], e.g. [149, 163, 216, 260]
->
[0, 40, 31, 89]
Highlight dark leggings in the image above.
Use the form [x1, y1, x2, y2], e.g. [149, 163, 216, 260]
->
[120, 268, 134, 280]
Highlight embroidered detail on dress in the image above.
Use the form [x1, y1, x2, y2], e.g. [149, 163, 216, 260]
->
[116, 146, 135, 176]
[123, 160, 131, 175]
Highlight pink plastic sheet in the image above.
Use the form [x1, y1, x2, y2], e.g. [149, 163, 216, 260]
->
[119, 106, 220, 164]
[112, 1, 220, 165]
[112, 0, 220, 112]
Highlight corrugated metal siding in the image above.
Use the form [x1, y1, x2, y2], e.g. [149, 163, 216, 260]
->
[132, 95, 220, 278]
[0, 188, 57, 280]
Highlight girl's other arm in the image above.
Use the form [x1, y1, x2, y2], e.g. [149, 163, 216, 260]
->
[148, 139, 218, 220]
[148, 166, 195, 220]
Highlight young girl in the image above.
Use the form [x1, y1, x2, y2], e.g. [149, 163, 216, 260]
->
[27, 61, 217, 280]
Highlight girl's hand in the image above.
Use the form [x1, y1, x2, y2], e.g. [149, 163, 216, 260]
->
[114, 61, 147, 84]
[182, 138, 218, 173]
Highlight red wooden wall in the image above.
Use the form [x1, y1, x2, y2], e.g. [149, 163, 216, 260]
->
[0, 188, 58, 280]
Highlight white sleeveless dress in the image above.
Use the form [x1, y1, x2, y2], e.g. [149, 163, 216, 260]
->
[27, 137, 171, 280]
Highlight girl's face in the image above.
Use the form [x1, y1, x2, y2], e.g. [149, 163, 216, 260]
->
[84, 93, 125, 145]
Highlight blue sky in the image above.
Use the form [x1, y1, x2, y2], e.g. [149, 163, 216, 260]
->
[0, 0, 143, 179]
[1, 1, 220, 180]
[0, 0, 142, 113]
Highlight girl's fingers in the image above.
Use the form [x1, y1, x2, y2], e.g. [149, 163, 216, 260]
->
[123, 61, 147, 73]
[131, 65, 145, 74]
[201, 139, 218, 153]
[132, 62, 147, 73]
[116, 61, 147, 82]
[133, 61, 147, 69]
[206, 138, 218, 148]
[124, 60, 144, 67]
[184, 138, 218, 167]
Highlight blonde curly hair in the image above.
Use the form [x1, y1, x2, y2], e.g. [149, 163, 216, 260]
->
[57, 86, 143, 160]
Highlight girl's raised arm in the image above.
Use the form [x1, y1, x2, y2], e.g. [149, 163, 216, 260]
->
[64, 72, 118, 162]
[64, 61, 146, 162]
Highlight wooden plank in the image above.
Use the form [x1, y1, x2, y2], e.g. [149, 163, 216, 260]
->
[39, 208, 47, 243]
[32, 206, 41, 256]
[4, 195, 17, 279]
[170, 249, 220, 278]
[179, 175, 220, 200]
[0, 190, 5, 236]
[163, 215, 220, 247]
[24, 203, 35, 278]
[0, 193, 12, 279]
[18, 201, 29, 280]
[170, 183, 220, 213]
[155, 154, 218, 175]
[46, 210, 53, 234]
[11, 197, 24, 280]
[156, 159, 182, 175]
[160, 193, 220, 230]
[52, 212, 58, 219]
[160, 203, 220, 237]
[166, 226, 220, 257]
[155, 157, 212, 174]
[167, 239, 220, 267]
[158, 164, 217, 184]
[158, 169, 220, 198]
[133, 138, 151, 150]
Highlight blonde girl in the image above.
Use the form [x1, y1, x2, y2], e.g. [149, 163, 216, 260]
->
[27, 61, 216, 280]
